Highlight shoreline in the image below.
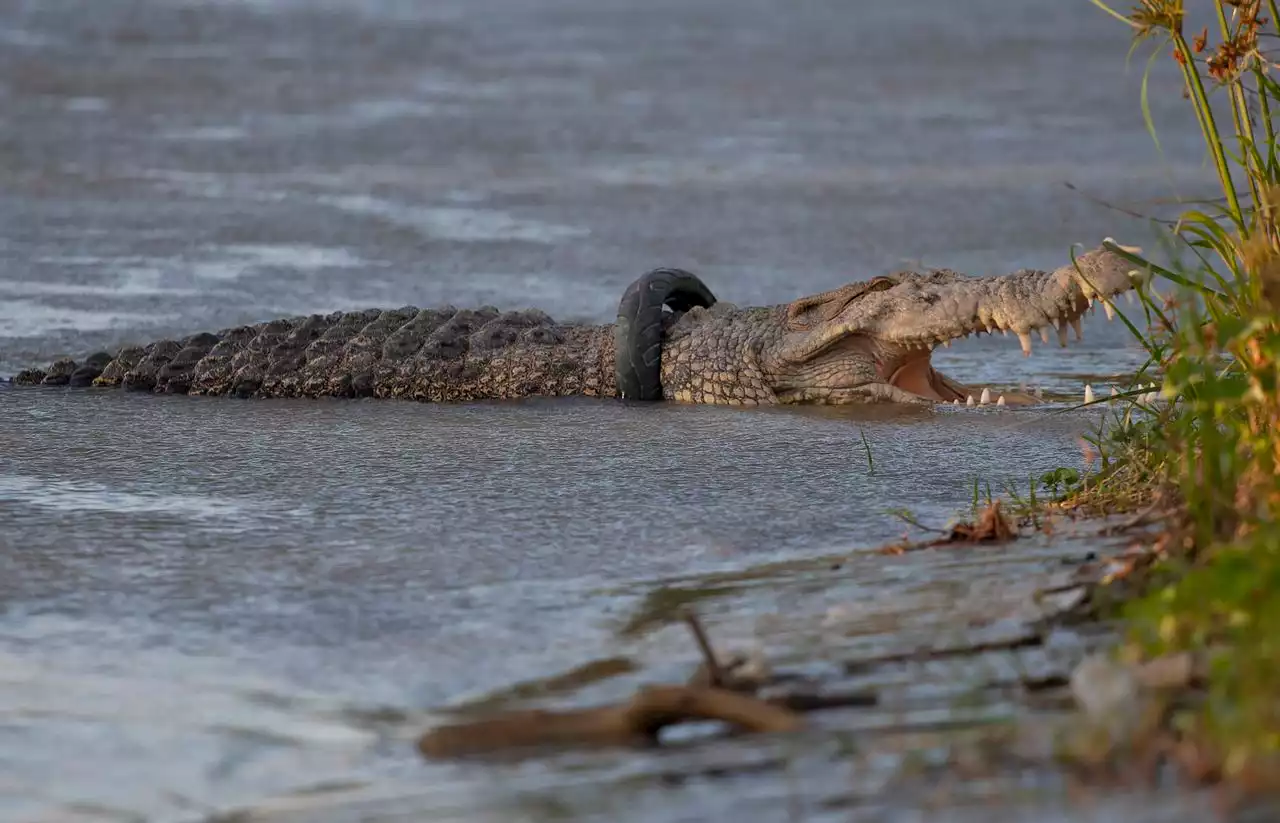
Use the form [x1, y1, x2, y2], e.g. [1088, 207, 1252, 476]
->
[394, 502, 1259, 820]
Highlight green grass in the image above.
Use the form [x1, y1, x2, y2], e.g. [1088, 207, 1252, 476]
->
[1063, 0, 1280, 784]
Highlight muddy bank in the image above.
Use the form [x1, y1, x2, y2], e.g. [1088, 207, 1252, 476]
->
[205, 510, 1258, 823]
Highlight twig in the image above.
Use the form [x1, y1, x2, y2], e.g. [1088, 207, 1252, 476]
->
[1062, 182, 1179, 226]
[1099, 501, 1167, 535]
[682, 608, 724, 687]
[888, 508, 951, 535]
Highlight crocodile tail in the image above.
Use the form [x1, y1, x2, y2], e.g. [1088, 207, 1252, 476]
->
[613, 267, 717, 401]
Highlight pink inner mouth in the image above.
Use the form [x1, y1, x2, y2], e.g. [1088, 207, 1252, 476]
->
[883, 351, 1039, 405]
[884, 353, 963, 402]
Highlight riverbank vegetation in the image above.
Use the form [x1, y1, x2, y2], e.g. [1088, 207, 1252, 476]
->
[1064, 0, 1280, 790]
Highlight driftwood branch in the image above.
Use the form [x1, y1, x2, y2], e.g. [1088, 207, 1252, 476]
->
[416, 608, 836, 759]
[417, 684, 802, 759]
[415, 607, 884, 760]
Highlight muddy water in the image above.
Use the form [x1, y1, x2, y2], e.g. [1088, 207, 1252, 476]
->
[0, 0, 1224, 820]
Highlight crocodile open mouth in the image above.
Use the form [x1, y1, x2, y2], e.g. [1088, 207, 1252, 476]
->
[770, 242, 1150, 407]
[880, 289, 1139, 406]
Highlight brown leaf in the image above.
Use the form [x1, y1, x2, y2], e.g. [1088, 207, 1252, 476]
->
[933, 501, 1017, 545]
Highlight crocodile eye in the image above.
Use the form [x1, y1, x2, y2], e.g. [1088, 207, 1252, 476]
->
[787, 277, 896, 329]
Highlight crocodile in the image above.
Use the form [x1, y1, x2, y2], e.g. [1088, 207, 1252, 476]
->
[8, 244, 1145, 406]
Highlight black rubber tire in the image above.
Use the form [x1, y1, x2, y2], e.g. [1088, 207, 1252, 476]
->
[614, 267, 717, 401]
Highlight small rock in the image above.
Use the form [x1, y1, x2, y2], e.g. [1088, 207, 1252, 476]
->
[1134, 652, 1194, 690]
[1036, 586, 1089, 619]
[1070, 653, 1140, 721]
[688, 648, 773, 692]
[728, 649, 773, 686]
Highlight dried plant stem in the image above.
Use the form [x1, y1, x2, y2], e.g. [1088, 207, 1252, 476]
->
[1215, 1, 1265, 215]
[1172, 33, 1244, 227]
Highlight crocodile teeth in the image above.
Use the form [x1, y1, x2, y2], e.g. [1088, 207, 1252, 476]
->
[1038, 327, 1050, 345]
[980, 388, 991, 405]
[942, 340, 951, 348]
[1018, 332, 1033, 357]
[1056, 322, 1069, 348]
[1084, 384, 1095, 404]
[996, 394, 1006, 407]
[1125, 291, 1136, 306]
[1070, 317, 1083, 341]
[966, 395, 976, 406]
[1103, 301, 1116, 321]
